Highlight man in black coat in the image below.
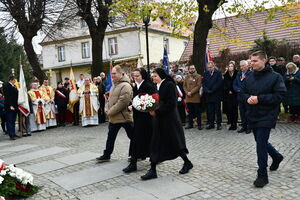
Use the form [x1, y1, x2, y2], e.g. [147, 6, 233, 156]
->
[202, 62, 223, 130]
[3, 75, 19, 140]
[241, 51, 286, 188]
[55, 82, 69, 126]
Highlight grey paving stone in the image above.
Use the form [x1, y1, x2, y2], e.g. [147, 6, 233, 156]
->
[100, 160, 129, 173]
[0, 144, 38, 156]
[0, 142, 10, 147]
[4, 147, 69, 164]
[22, 160, 68, 174]
[131, 176, 199, 200]
[55, 151, 99, 165]
[50, 164, 123, 190]
[79, 186, 156, 200]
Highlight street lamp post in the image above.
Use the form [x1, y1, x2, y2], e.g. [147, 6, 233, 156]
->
[143, 14, 150, 73]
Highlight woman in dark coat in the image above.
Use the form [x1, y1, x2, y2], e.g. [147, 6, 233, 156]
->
[123, 68, 156, 173]
[55, 82, 69, 126]
[223, 64, 238, 130]
[141, 68, 193, 180]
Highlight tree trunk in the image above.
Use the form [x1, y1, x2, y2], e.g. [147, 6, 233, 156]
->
[90, 32, 105, 77]
[193, 0, 223, 75]
[23, 37, 46, 82]
[192, 17, 212, 75]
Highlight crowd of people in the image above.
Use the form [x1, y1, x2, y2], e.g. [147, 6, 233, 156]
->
[0, 51, 299, 187]
[0, 72, 109, 140]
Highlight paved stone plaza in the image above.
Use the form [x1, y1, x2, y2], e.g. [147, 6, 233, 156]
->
[0, 122, 299, 200]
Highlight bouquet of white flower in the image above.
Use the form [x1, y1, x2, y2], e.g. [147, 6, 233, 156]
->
[132, 93, 159, 112]
[0, 159, 39, 198]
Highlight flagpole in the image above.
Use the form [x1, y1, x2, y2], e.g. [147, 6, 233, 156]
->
[19, 56, 23, 137]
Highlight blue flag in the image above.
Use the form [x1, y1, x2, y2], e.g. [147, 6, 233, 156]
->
[163, 47, 170, 73]
[105, 61, 113, 93]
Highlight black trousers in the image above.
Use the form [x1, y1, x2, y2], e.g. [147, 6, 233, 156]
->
[187, 103, 201, 127]
[0, 114, 6, 132]
[238, 101, 248, 129]
[207, 101, 222, 126]
[177, 103, 186, 124]
[99, 98, 106, 123]
[103, 122, 133, 156]
[226, 95, 238, 126]
[73, 102, 80, 124]
[57, 105, 67, 124]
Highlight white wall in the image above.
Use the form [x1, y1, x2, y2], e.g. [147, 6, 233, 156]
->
[139, 31, 188, 64]
[42, 30, 141, 69]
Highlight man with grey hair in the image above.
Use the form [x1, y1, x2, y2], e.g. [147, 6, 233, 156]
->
[97, 65, 133, 162]
[233, 60, 252, 134]
[293, 54, 300, 68]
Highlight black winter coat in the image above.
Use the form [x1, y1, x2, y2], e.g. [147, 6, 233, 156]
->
[241, 65, 286, 128]
[223, 71, 238, 113]
[129, 81, 156, 159]
[3, 82, 18, 111]
[202, 70, 224, 103]
[55, 88, 69, 108]
[151, 80, 188, 163]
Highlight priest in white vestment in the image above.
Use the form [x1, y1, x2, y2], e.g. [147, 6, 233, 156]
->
[28, 82, 47, 132]
[39, 79, 57, 127]
[78, 78, 99, 126]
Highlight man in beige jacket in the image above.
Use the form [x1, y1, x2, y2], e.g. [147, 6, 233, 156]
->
[97, 65, 133, 162]
[183, 65, 202, 130]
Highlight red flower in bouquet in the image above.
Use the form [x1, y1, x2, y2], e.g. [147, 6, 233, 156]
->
[16, 182, 31, 192]
[0, 161, 5, 171]
[151, 93, 159, 102]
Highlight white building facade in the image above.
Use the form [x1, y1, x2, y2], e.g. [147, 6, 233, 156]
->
[40, 18, 188, 86]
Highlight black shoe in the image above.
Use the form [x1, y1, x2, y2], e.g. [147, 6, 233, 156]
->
[245, 129, 252, 134]
[185, 125, 193, 130]
[253, 176, 269, 188]
[27, 133, 32, 136]
[96, 155, 110, 162]
[123, 163, 137, 173]
[15, 135, 21, 138]
[217, 124, 222, 130]
[238, 128, 246, 133]
[179, 161, 193, 174]
[10, 136, 16, 140]
[141, 169, 157, 180]
[23, 134, 28, 137]
[228, 125, 237, 130]
[206, 125, 215, 130]
[198, 126, 203, 130]
[270, 154, 284, 171]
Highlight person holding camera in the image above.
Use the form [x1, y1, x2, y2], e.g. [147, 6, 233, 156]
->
[28, 82, 47, 132]
[77, 77, 99, 127]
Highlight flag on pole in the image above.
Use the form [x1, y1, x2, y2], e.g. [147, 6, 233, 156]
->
[18, 64, 30, 116]
[205, 46, 213, 72]
[162, 47, 170, 73]
[137, 57, 143, 68]
[68, 67, 79, 113]
[105, 60, 113, 93]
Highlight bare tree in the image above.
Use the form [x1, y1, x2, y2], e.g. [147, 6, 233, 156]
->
[73, 0, 113, 77]
[0, 0, 65, 81]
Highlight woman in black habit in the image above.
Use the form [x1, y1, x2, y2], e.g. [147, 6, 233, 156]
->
[123, 68, 156, 173]
[141, 68, 193, 180]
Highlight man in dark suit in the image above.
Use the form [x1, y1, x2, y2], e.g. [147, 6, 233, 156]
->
[3, 75, 19, 140]
[202, 62, 224, 130]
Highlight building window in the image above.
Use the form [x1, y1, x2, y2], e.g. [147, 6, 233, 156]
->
[57, 46, 65, 62]
[108, 37, 118, 55]
[163, 37, 169, 54]
[80, 19, 87, 28]
[82, 42, 90, 58]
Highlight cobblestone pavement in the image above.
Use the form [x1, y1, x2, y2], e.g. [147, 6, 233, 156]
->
[0, 122, 299, 200]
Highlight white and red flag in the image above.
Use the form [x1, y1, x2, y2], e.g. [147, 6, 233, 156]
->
[18, 64, 30, 116]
